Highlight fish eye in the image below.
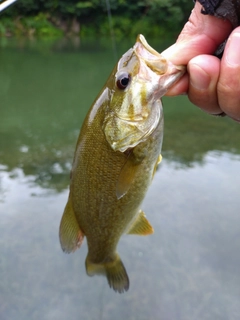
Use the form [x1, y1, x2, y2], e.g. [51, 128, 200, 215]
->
[116, 73, 131, 90]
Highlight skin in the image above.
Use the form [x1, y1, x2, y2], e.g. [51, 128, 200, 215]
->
[162, 1, 240, 122]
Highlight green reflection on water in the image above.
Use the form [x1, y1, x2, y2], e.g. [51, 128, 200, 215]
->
[1, 38, 239, 192]
[0, 38, 115, 191]
[163, 95, 240, 164]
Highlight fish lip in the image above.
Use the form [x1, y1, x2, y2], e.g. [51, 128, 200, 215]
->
[136, 34, 162, 57]
[135, 35, 186, 73]
[134, 34, 168, 75]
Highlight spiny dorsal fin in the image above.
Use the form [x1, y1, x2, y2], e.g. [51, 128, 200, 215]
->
[127, 210, 154, 235]
[59, 195, 84, 253]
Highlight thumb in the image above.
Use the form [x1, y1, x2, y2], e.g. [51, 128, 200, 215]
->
[162, 1, 232, 65]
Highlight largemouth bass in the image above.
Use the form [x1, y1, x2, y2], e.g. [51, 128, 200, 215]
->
[59, 35, 185, 293]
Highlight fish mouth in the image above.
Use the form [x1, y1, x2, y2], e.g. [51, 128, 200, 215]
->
[134, 34, 169, 75]
[136, 34, 162, 58]
[134, 34, 186, 92]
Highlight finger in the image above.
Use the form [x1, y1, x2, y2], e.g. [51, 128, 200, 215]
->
[165, 73, 189, 96]
[162, 1, 232, 65]
[218, 27, 240, 121]
[187, 55, 222, 114]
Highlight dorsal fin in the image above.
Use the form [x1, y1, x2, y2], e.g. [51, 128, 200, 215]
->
[127, 210, 154, 235]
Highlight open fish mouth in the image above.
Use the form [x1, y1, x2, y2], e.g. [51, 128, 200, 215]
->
[134, 34, 186, 90]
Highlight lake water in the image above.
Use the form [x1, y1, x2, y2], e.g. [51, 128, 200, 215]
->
[0, 37, 240, 320]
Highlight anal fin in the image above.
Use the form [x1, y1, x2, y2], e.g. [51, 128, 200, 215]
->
[59, 195, 84, 253]
[127, 210, 154, 235]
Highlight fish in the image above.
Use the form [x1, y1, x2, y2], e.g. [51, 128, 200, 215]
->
[59, 34, 185, 293]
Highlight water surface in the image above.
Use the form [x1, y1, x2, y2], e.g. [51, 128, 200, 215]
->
[0, 38, 240, 320]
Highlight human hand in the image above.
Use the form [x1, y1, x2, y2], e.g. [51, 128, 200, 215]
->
[162, 1, 240, 122]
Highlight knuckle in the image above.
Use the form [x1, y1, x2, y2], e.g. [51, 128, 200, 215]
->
[218, 66, 240, 95]
[218, 78, 240, 96]
[217, 78, 240, 120]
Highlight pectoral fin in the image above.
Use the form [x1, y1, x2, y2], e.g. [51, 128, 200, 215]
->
[127, 210, 154, 235]
[116, 156, 139, 199]
[116, 146, 148, 200]
[152, 154, 162, 178]
[59, 195, 84, 253]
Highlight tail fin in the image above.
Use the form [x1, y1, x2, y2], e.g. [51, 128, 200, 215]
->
[85, 253, 129, 293]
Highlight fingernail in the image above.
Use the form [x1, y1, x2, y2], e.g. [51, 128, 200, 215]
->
[189, 64, 211, 90]
[226, 33, 240, 66]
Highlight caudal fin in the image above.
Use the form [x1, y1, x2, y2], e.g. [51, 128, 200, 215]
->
[85, 254, 129, 293]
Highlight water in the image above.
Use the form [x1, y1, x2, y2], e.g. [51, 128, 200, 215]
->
[1, 38, 240, 320]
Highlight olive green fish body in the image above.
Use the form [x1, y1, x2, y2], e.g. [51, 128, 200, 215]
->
[59, 35, 185, 293]
[72, 98, 163, 257]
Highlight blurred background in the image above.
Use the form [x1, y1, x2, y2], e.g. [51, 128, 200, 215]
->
[1, 1, 240, 320]
[0, 0, 192, 39]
